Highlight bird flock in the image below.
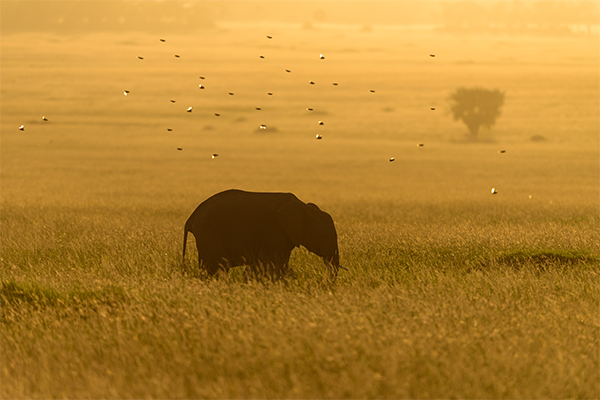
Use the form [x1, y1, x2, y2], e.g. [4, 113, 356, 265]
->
[124, 34, 392, 153]
[16, 33, 513, 197]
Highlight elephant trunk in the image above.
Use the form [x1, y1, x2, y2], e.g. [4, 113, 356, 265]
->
[323, 250, 346, 279]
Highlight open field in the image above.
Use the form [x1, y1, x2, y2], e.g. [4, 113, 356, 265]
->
[1, 22, 599, 398]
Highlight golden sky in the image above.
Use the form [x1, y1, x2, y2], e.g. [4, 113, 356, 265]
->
[2, 1, 598, 35]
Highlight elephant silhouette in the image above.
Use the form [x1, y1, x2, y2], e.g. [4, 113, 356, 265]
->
[183, 189, 344, 279]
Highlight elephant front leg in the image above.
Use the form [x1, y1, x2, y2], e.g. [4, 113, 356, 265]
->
[247, 245, 293, 281]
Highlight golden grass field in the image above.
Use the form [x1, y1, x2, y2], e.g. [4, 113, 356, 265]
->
[1, 21, 599, 399]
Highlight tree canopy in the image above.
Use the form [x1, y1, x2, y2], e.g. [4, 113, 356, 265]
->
[447, 87, 505, 139]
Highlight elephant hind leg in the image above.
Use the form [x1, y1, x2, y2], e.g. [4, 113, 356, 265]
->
[194, 233, 228, 278]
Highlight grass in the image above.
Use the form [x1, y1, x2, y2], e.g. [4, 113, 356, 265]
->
[1, 23, 599, 399]
[2, 198, 598, 399]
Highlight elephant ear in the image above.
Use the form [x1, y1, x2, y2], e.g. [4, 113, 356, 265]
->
[277, 200, 307, 247]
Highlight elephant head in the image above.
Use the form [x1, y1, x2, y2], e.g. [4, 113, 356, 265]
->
[277, 199, 343, 278]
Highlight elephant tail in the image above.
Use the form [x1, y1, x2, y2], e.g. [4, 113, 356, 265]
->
[182, 225, 189, 266]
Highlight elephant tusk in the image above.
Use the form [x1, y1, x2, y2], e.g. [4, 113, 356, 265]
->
[325, 262, 333, 275]
[323, 260, 347, 278]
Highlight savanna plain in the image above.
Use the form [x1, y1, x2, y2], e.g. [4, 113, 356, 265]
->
[1, 25, 599, 399]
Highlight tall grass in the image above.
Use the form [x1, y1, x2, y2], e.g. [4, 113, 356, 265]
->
[2, 197, 598, 399]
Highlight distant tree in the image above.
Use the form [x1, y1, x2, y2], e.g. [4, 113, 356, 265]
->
[447, 87, 505, 140]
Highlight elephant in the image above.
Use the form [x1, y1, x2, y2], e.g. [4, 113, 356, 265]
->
[182, 189, 344, 280]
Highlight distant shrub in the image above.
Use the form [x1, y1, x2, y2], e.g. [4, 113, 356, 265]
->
[530, 134, 547, 142]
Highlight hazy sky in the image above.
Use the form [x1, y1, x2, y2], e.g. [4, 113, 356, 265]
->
[1, 1, 598, 35]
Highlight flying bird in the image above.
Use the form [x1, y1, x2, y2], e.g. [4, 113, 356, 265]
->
[316, 134, 322, 140]
[124, 90, 130, 96]
[18, 125, 24, 131]
[319, 54, 325, 59]
[187, 107, 193, 112]
[42, 116, 48, 121]
[491, 188, 498, 194]
[318, 121, 324, 125]
[212, 154, 219, 159]
[199, 84, 205, 89]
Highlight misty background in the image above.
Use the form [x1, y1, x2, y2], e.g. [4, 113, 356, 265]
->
[2, 1, 598, 36]
[1, 1, 598, 207]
